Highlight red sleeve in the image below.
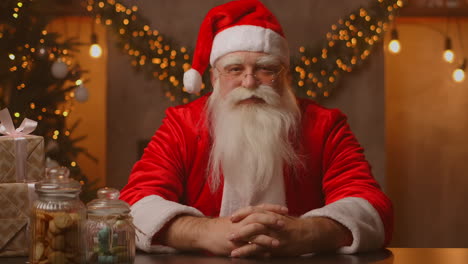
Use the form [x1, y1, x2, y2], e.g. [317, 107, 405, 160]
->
[119, 107, 189, 205]
[321, 109, 393, 246]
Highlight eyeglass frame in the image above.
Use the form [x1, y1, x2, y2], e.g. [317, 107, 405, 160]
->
[214, 63, 285, 84]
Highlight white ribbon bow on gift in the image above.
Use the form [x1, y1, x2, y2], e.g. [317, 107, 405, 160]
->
[0, 108, 38, 182]
[0, 108, 37, 136]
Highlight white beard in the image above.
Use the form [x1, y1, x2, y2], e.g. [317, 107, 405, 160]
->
[206, 81, 302, 204]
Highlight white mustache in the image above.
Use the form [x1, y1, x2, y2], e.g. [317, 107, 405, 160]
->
[225, 85, 281, 107]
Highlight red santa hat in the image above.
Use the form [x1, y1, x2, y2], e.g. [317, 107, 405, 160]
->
[183, 0, 289, 94]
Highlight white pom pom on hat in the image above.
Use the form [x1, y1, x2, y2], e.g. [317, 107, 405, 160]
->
[183, 68, 203, 94]
[183, 0, 289, 95]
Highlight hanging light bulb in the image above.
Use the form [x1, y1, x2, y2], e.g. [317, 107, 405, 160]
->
[443, 37, 455, 63]
[452, 59, 466, 83]
[89, 33, 102, 58]
[388, 29, 401, 54]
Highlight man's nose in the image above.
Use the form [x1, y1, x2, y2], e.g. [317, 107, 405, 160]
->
[241, 73, 258, 90]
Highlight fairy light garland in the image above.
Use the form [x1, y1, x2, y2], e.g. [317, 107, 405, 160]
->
[86, 0, 197, 104]
[294, 0, 403, 99]
[88, 0, 402, 103]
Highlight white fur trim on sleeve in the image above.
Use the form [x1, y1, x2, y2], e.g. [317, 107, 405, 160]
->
[301, 197, 384, 254]
[130, 195, 204, 253]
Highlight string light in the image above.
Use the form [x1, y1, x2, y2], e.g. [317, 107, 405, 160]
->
[391, 20, 465, 82]
[89, 33, 103, 58]
[87, 0, 194, 103]
[452, 59, 466, 83]
[443, 37, 455, 63]
[388, 29, 401, 54]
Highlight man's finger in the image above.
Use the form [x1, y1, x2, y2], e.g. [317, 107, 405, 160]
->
[259, 203, 289, 214]
[230, 206, 256, 222]
[231, 204, 288, 222]
[240, 213, 284, 228]
[248, 234, 280, 249]
[230, 242, 265, 258]
[230, 222, 269, 241]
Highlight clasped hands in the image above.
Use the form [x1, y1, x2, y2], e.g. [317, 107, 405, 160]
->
[199, 204, 306, 257]
[160, 203, 352, 257]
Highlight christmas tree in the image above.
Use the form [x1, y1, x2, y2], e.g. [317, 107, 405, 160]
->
[0, 0, 97, 201]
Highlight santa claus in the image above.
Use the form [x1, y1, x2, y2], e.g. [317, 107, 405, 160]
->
[120, 0, 393, 257]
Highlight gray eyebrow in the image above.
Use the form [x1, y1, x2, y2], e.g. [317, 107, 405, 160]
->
[218, 56, 244, 68]
[256, 55, 281, 66]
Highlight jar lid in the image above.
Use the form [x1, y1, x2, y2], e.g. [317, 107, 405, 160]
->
[35, 167, 81, 194]
[87, 187, 130, 215]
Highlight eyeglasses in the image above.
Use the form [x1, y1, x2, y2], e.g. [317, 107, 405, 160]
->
[216, 65, 284, 84]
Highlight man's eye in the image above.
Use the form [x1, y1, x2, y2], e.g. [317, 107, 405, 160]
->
[226, 67, 244, 74]
[226, 67, 243, 73]
[258, 66, 276, 73]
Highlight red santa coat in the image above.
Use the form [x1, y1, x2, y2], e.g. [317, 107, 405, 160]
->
[120, 95, 393, 253]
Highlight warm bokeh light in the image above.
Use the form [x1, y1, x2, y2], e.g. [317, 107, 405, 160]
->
[453, 68, 465, 83]
[388, 39, 401, 54]
[443, 38, 454, 63]
[89, 43, 102, 58]
[443, 49, 455, 63]
[389, 28, 401, 54]
[38, 48, 46, 56]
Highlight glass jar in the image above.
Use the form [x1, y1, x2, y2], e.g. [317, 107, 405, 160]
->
[86, 187, 135, 264]
[29, 167, 86, 264]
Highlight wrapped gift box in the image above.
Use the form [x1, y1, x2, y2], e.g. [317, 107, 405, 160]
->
[0, 183, 35, 256]
[0, 135, 44, 183]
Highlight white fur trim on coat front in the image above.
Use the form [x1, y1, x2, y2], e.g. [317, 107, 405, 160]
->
[219, 167, 286, 217]
[301, 197, 385, 254]
[130, 195, 204, 253]
[210, 25, 289, 66]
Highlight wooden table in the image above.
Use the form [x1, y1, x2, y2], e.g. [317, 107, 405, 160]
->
[3, 248, 468, 264]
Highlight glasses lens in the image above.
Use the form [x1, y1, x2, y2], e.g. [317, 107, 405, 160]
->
[218, 66, 283, 83]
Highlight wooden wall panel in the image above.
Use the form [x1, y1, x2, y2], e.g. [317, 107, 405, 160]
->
[385, 18, 468, 247]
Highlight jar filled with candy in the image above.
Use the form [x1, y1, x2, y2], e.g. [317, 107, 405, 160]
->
[86, 187, 135, 264]
[29, 167, 86, 264]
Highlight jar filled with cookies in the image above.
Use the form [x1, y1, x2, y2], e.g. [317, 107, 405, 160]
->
[30, 167, 86, 264]
[86, 187, 135, 264]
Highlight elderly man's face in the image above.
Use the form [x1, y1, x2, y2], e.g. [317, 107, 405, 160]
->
[211, 51, 285, 103]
